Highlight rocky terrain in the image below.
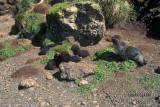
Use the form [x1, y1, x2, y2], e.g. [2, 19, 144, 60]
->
[0, 0, 160, 107]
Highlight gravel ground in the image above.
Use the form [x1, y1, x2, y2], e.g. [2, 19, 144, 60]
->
[0, 14, 160, 107]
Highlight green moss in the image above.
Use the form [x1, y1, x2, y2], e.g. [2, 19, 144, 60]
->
[50, 40, 72, 53]
[47, 2, 76, 17]
[40, 37, 55, 47]
[40, 35, 63, 47]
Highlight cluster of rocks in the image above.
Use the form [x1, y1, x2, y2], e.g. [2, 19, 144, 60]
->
[0, 0, 18, 15]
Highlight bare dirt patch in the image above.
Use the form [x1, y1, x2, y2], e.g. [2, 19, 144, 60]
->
[11, 66, 39, 79]
[25, 57, 41, 64]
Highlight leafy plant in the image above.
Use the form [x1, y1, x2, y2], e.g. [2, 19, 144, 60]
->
[0, 43, 31, 59]
[0, 47, 16, 59]
[75, 79, 80, 85]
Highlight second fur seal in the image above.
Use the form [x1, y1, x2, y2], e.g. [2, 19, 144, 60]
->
[71, 45, 90, 58]
[110, 35, 146, 66]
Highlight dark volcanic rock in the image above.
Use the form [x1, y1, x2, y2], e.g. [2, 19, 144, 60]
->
[46, 2, 106, 46]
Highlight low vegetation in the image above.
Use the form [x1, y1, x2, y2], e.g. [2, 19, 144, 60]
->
[0, 40, 30, 59]
[139, 73, 160, 90]
[77, 45, 136, 93]
[18, 0, 33, 13]
[91, 45, 136, 72]
[39, 40, 73, 64]
[77, 67, 108, 93]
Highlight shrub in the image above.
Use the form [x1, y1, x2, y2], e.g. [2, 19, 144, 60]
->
[27, 20, 46, 39]
[18, 0, 33, 13]
[95, 0, 132, 26]
[15, 13, 26, 31]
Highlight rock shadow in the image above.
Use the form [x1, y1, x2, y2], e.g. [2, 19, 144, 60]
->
[8, 25, 19, 35]
[53, 71, 73, 82]
[93, 51, 124, 62]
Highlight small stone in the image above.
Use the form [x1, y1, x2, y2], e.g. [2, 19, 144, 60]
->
[29, 87, 35, 91]
[0, 34, 4, 38]
[41, 102, 45, 106]
[79, 80, 88, 86]
[94, 105, 99, 107]
[63, 105, 71, 107]
[93, 100, 97, 103]
[132, 101, 136, 105]
[46, 102, 50, 107]
[81, 101, 86, 105]
[19, 79, 36, 88]
[46, 73, 53, 80]
[0, 55, 4, 60]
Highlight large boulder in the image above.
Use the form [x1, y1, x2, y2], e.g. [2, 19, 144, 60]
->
[59, 61, 95, 80]
[46, 2, 106, 46]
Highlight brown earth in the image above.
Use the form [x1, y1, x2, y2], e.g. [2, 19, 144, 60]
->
[0, 14, 160, 107]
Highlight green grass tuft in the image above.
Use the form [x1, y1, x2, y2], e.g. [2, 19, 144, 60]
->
[47, 2, 76, 17]
[92, 45, 136, 72]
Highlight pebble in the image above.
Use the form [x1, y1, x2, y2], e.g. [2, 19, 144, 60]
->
[41, 102, 45, 106]
[46, 102, 50, 107]
[81, 101, 86, 105]
[0, 55, 4, 60]
[46, 73, 53, 80]
[79, 80, 88, 86]
[19, 79, 36, 88]
[63, 105, 71, 107]
[132, 101, 136, 105]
